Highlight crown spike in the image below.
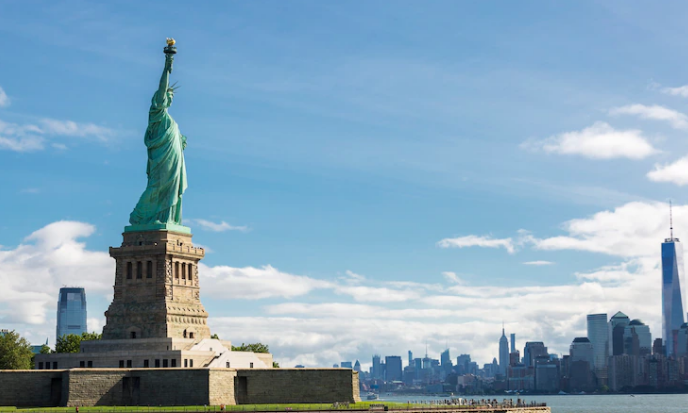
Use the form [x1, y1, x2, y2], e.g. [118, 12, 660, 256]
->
[671, 200, 674, 239]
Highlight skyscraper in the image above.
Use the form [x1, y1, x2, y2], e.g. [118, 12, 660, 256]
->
[523, 342, 547, 366]
[440, 348, 451, 366]
[510, 333, 516, 353]
[609, 311, 630, 356]
[385, 356, 403, 381]
[570, 337, 594, 366]
[408, 350, 413, 364]
[678, 323, 688, 357]
[587, 313, 608, 382]
[499, 327, 509, 375]
[56, 287, 87, 344]
[624, 319, 652, 355]
[372, 355, 382, 379]
[569, 338, 595, 392]
[662, 211, 686, 357]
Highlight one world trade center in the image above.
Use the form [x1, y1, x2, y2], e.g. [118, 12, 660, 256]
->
[662, 206, 685, 357]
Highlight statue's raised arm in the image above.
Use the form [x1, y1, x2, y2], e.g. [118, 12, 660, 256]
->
[153, 39, 177, 109]
[127, 38, 189, 233]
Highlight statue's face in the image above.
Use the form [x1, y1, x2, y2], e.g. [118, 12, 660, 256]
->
[166, 91, 174, 106]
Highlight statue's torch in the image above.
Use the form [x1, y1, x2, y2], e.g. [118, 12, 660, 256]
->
[164, 38, 177, 55]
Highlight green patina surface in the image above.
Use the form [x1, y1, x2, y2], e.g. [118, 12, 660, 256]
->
[127, 46, 188, 234]
[124, 223, 191, 234]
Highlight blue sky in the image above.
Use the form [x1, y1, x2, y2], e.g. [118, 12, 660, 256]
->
[3, 1, 688, 368]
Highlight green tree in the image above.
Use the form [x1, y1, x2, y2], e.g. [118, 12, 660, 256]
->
[232, 342, 270, 353]
[81, 331, 102, 341]
[0, 330, 34, 369]
[55, 332, 102, 353]
[272, 361, 280, 368]
[211, 333, 220, 340]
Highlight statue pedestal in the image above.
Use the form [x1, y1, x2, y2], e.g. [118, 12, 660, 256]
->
[104, 229, 209, 340]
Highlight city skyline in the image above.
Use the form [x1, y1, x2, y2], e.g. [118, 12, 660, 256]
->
[4, 2, 688, 368]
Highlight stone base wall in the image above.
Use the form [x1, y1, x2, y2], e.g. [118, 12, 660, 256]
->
[236, 369, 360, 404]
[0, 368, 358, 407]
[64, 369, 213, 407]
[0, 370, 65, 407]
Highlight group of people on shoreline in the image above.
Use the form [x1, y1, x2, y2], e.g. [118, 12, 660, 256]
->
[404, 398, 544, 408]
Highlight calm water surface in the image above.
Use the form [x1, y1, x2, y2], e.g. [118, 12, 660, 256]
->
[380, 393, 688, 413]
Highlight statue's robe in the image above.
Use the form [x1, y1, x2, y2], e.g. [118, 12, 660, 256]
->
[129, 89, 187, 226]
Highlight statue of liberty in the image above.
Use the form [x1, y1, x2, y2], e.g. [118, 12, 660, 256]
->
[128, 39, 189, 233]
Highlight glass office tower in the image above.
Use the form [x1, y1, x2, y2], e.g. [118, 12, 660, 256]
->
[56, 287, 87, 344]
[587, 313, 608, 382]
[662, 235, 685, 357]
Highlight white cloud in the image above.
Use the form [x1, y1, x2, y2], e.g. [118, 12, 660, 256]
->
[610, 104, 688, 130]
[647, 156, 688, 186]
[345, 270, 365, 281]
[0, 221, 112, 326]
[200, 264, 331, 299]
[186, 219, 249, 232]
[531, 201, 677, 258]
[523, 261, 554, 266]
[39, 118, 114, 142]
[662, 85, 688, 97]
[87, 317, 105, 335]
[437, 235, 515, 254]
[521, 122, 658, 160]
[338, 270, 365, 285]
[441, 271, 466, 284]
[0, 86, 10, 108]
[0, 135, 44, 152]
[334, 285, 419, 302]
[0, 118, 115, 152]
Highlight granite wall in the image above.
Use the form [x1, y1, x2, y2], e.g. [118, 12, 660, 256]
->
[0, 368, 359, 407]
[0, 370, 65, 407]
[63, 368, 216, 406]
[235, 369, 360, 404]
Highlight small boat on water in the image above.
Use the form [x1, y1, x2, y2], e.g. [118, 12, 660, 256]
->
[366, 392, 379, 400]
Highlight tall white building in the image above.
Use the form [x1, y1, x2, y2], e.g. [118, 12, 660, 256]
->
[499, 328, 509, 375]
[587, 313, 608, 382]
